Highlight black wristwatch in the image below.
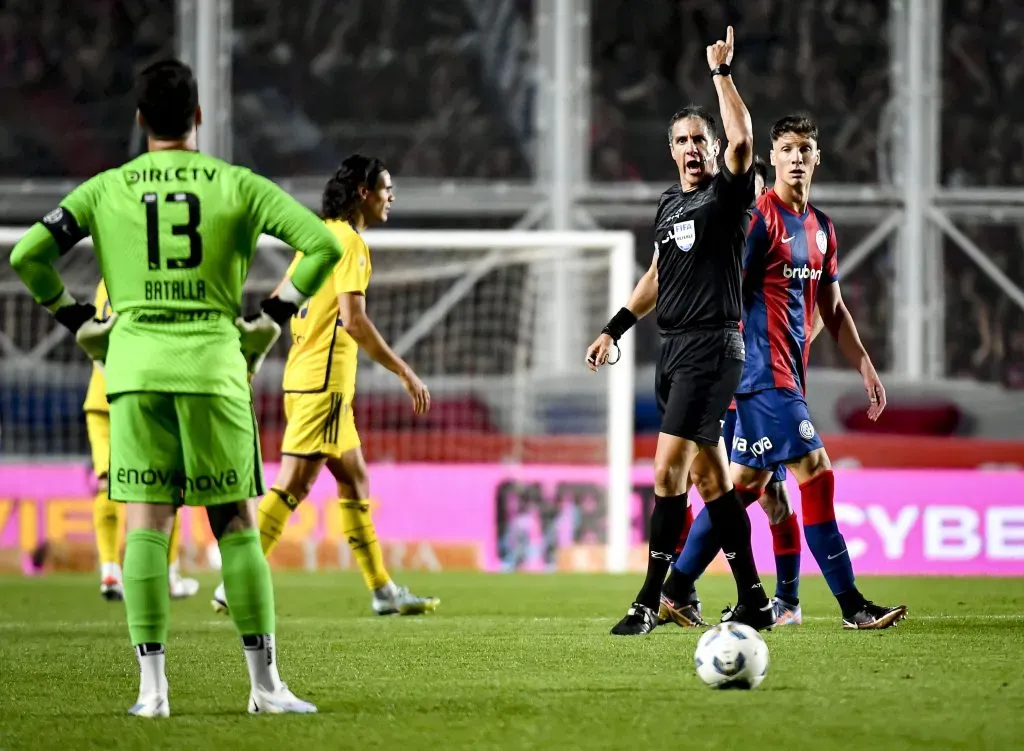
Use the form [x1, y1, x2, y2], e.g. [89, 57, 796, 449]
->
[711, 64, 731, 77]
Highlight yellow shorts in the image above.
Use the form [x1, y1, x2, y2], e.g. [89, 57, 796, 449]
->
[281, 391, 360, 459]
[85, 410, 111, 478]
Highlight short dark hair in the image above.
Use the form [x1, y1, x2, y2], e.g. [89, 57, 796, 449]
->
[136, 59, 199, 139]
[753, 154, 768, 184]
[667, 105, 719, 143]
[321, 154, 388, 220]
[770, 114, 819, 144]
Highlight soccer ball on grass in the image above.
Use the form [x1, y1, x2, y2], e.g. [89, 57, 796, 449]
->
[694, 622, 769, 689]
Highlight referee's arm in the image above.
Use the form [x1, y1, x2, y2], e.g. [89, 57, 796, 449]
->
[627, 254, 658, 319]
[708, 26, 753, 176]
[586, 255, 657, 370]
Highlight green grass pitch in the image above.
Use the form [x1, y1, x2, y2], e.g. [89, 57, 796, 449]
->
[1, 573, 1022, 750]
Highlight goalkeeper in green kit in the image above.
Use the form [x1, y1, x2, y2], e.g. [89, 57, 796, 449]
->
[9, 60, 342, 718]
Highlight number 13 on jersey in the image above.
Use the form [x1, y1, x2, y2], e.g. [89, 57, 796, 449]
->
[142, 191, 203, 270]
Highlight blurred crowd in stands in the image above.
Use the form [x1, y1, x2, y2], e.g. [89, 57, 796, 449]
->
[0, 0, 172, 176]
[0, 0, 1023, 384]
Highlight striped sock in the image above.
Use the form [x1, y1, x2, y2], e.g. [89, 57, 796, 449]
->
[771, 512, 801, 604]
[800, 470, 862, 613]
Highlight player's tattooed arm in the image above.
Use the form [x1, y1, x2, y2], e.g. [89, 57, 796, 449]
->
[817, 282, 886, 420]
[708, 26, 753, 177]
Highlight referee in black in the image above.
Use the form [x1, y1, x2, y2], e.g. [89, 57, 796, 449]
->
[587, 26, 773, 635]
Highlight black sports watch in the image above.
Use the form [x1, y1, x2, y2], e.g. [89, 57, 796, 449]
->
[711, 64, 731, 77]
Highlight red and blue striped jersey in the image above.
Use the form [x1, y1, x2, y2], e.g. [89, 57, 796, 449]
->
[736, 189, 838, 395]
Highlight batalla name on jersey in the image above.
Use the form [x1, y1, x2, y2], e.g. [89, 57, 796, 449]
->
[145, 279, 207, 302]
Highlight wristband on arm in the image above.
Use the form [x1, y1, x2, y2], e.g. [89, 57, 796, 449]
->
[601, 307, 638, 342]
[43, 288, 96, 334]
[597, 307, 637, 366]
[258, 278, 309, 325]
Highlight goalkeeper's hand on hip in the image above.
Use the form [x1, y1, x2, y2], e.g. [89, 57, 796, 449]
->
[236, 281, 306, 375]
[235, 311, 282, 376]
[47, 294, 118, 364]
[76, 313, 119, 363]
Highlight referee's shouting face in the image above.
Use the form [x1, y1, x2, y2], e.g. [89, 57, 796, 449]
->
[669, 116, 719, 191]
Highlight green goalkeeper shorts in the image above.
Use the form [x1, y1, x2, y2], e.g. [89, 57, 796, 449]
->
[108, 392, 265, 506]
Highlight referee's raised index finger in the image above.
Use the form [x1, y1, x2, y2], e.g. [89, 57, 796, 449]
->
[726, 26, 734, 46]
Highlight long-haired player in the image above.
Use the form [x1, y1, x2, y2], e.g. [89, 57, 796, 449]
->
[211, 155, 439, 618]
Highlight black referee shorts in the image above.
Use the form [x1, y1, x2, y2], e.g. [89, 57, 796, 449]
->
[654, 327, 745, 445]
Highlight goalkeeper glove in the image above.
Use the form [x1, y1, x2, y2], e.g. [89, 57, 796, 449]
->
[76, 314, 119, 363]
[235, 279, 308, 375]
[47, 289, 118, 363]
[235, 311, 282, 376]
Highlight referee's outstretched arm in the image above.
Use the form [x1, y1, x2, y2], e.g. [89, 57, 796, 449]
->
[708, 26, 753, 176]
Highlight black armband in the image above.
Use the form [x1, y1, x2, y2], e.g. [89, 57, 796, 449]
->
[259, 296, 300, 325]
[601, 307, 638, 342]
[40, 206, 87, 255]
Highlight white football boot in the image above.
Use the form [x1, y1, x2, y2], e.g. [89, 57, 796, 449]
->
[129, 692, 170, 718]
[248, 684, 318, 715]
[100, 562, 124, 601]
[168, 562, 200, 599]
[243, 635, 317, 715]
[371, 581, 440, 616]
[128, 647, 170, 718]
[772, 596, 803, 626]
[211, 581, 229, 614]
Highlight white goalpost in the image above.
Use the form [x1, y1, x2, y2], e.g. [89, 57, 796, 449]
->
[0, 227, 637, 573]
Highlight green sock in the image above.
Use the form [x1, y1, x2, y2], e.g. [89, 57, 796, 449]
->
[123, 529, 171, 646]
[219, 528, 276, 635]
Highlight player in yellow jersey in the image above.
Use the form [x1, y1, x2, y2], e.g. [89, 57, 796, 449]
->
[212, 155, 438, 616]
[84, 280, 200, 601]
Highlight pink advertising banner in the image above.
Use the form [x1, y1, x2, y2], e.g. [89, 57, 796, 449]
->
[1, 464, 1023, 575]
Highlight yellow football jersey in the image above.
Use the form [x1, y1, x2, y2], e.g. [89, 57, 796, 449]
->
[82, 280, 112, 413]
[282, 219, 371, 394]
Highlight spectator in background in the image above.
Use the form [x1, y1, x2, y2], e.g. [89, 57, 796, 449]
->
[1, 0, 1024, 384]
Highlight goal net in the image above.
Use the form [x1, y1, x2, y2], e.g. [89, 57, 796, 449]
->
[0, 228, 636, 572]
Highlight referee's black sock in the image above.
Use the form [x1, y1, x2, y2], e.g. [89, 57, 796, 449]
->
[636, 493, 688, 611]
[704, 489, 769, 606]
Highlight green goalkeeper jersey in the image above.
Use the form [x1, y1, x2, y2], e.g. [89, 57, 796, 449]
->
[15, 150, 341, 399]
